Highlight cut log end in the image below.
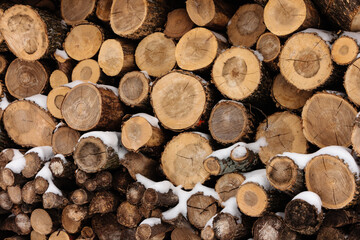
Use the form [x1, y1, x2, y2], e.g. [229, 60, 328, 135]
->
[49, 70, 69, 89]
[215, 173, 245, 202]
[47, 87, 70, 119]
[98, 39, 126, 77]
[61, 0, 96, 25]
[331, 36, 359, 65]
[236, 182, 269, 217]
[256, 32, 280, 63]
[164, 8, 194, 39]
[52, 125, 80, 156]
[72, 59, 100, 84]
[119, 71, 150, 107]
[30, 209, 53, 235]
[345, 58, 360, 106]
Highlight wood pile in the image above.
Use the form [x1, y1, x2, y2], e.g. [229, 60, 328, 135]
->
[1, 0, 360, 239]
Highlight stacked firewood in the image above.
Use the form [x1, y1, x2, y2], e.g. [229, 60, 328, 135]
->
[1, 0, 360, 239]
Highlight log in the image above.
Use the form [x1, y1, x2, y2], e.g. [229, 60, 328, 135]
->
[71, 59, 101, 84]
[201, 226, 215, 240]
[208, 100, 255, 144]
[332, 35, 359, 65]
[0, 4, 66, 60]
[186, 0, 232, 30]
[78, 226, 95, 240]
[61, 204, 82, 234]
[302, 92, 357, 148]
[256, 111, 307, 164]
[64, 23, 103, 61]
[96, 0, 113, 22]
[345, 58, 360, 106]
[51, 124, 80, 156]
[349, 223, 360, 240]
[164, 8, 193, 39]
[0, 191, 13, 210]
[227, 4, 266, 48]
[61, 0, 96, 25]
[49, 155, 75, 179]
[92, 213, 123, 240]
[271, 74, 312, 111]
[47, 87, 71, 119]
[7, 185, 22, 204]
[30, 231, 47, 240]
[84, 171, 112, 192]
[98, 38, 136, 77]
[0, 167, 26, 189]
[119, 71, 151, 108]
[215, 173, 245, 203]
[5, 58, 48, 99]
[112, 167, 133, 195]
[43, 192, 68, 209]
[142, 188, 178, 210]
[212, 47, 271, 103]
[63, 204, 88, 222]
[316, 227, 346, 240]
[161, 132, 212, 189]
[61, 83, 124, 131]
[135, 32, 176, 77]
[256, 32, 281, 70]
[89, 191, 118, 215]
[213, 213, 249, 240]
[323, 209, 359, 227]
[110, 0, 167, 39]
[136, 221, 172, 240]
[75, 170, 91, 186]
[3, 99, 56, 147]
[187, 193, 218, 229]
[0, 213, 31, 235]
[49, 70, 68, 89]
[264, 0, 319, 37]
[117, 201, 143, 228]
[127, 182, 146, 205]
[30, 209, 59, 235]
[0, 54, 7, 74]
[22, 181, 41, 204]
[70, 188, 93, 205]
[171, 228, 200, 240]
[151, 71, 211, 131]
[49, 230, 72, 240]
[176, 27, 227, 71]
[21, 146, 54, 178]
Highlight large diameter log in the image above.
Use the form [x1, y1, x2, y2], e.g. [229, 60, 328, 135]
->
[345, 58, 360, 106]
[61, 83, 124, 131]
[256, 111, 307, 164]
[305, 154, 359, 209]
[212, 47, 271, 103]
[187, 193, 218, 229]
[164, 8, 194, 39]
[0, 4, 66, 60]
[227, 4, 266, 48]
[332, 36, 359, 65]
[110, 0, 167, 40]
[264, 0, 319, 37]
[215, 173, 245, 203]
[151, 71, 211, 131]
[119, 71, 150, 108]
[314, 0, 360, 31]
[3, 100, 56, 147]
[161, 132, 212, 189]
[175, 27, 227, 71]
[61, 0, 96, 25]
[5, 58, 48, 99]
[302, 92, 357, 148]
[279, 32, 333, 90]
[135, 32, 176, 77]
[51, 124, 80, 156]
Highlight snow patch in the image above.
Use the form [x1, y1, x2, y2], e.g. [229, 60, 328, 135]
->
[301, 28, 337, 43]
[26, 146, 54, 161]
[325, 90, 346, 97]
[132, 113, 160, 128]
[275, 212, 285, 219]
[231, 146, 247, 159]
[55, 49, 69, 60]
[4, 150, 26, 174]
[54, 122, 65, 132]
[205, 197, 242, 227]
[253, 50, 264, 62]
[0, 93, 10, 110]
[36, 162, 62, 196]
[24, 94, 48, 110]
[54, 154, 67, 163]
[293, 191, 322, 214]
[243, 169, 272, 190]
[140, 70, 151, 80]
[97, 84, 119, 96]
[341, 31, 360, 45]
[192, 131, 210, 140]
[211, 31, 227, 43]
[79, 131, 121, 153]
[140, 218, 161, 226]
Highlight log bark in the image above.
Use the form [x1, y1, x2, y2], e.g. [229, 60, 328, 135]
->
[42, 192, 68, 209]
[316, 227, 346, 240]
[47, 86, 71, 119]
[136, 222, 173, 240]
[164, 8, 193, 39]
[49, 155, 76, 179]
[187, 193, 218, 229]
[213, 213, 248, 240]
[22, 180, 41, 204]
[171, 228, 200, 240]
[112, 167, 133, 195]
[127, 182, 146, 205]
[75, 169, 91, 186]
[61, 0, 96, 25]
[119, 71, 151, 108]
[84, 171, 112, 192]
[323, 209, 359, 227]
[0, 213, 31, 235]
[61, 83, 124, 131]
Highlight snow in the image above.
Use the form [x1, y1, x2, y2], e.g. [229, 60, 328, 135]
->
[54, 122, 65, 132]
[24, 94, 48, 110]
[61, 20, 67, 28]
[54, 154, 67, 163]
[227, 19, 232, 26]
[341, 31, 360, 45]
[205, 197, 242, 227]
[140, 70, 151, 80]
[253, 50, 264, 62]
[275, 212, 285, 219]
[325, 90, 346, 97]
[136, 174, 219, 220]
[0, 93, 10, 110]
[293, 191, 322, 214]
[132, 113, 160, 128]
[218, 99, 243, 106]
[207, 138, 267, 160]
[211, 31, 227, 43]
[4, 150, 26, 174]
[279, 146, 360, 176]
[26, 146, 54, 161]
[79, 131, 121, 153]
[243, 169, 272, 190]
[301, 28, 337, 43]
[55, 49, 69, 60]
[192, 131, 211, 140]
[139, 218, 161, 226]
[62, 80, 88, 88]
[231, 146, 247, 159]
[97, 84, 119, 96]
[36, 162, 62, 196]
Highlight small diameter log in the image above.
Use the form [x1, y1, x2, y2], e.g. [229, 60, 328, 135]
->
[89, 191, 118, 215]
[0, 213, 31, 235]
[215, 173, 245, 203]
[227, 4, 266, 48]
[284, 192, 323, 235]
[201, 226, 215, 240]
[119, 71, 150, 108]
[142, 188, 178, 210]
[63, 204, 88, 222]
[49, 155, 75, 179]
[74, 133, 121, 173]
[5, 58, 48, 99]
[61, 0, 96, 25]
[135, 32, 176, 77]
[151, 71, 211, 131]
[71, 59, 101, 84]
[30, 231, 47, 240]
[121, 152, 160, 180]
[271, 74, 312, 111]
[43, 192, 68, 210]
[264, 0, 319, 37]
[0, 148, 18, 169]
[7, 185, 22, 204]
[110, 0, 167, 40]
[117, 201, 143, 228]
[64, 23, 103, 61]
[176, 27, 227, 71]
[0, 4, 66, 60]
[164, 8, 193, 39]
[279, 32, 333, 90]
[256, 32, 281, 70]
[30, 209, 58, 235]
[317, 227, 346, 240]
[92, 213, 123, 240]
[323, 209, 359, 227]
[62, 204, 82, 234]
[171, 228, 200, 240]
[22, 181, 41, 204]
[22, 146, 54, 179]
[332, 35, 359, 65]
[266, 156, 305, 196]
[0, 167, 25, 189]
[0, 191, 13, 211]
[127, 182, 146, 205]
[212, 47, 271, 103]
[305, 154, 359, 209]
[52, 124, 80, 156]
[187, 193, 218, 229]
[314, 0, 360, 31]
[256, 111, 307, 164]
[186, 0, 232, 30]
[345, 58, 360, 106]
[49, 230, 72, 240]
[302, 92, 357, 148]
[62, 83, 124, 131]
[3, 100, 56, 147]
[121, 114, 164, 153]
[47, 86, 71, 119]
[84, 171, 112, 192]
[71, 188, 93, 205]
[79, 226, 95, 240]
[49, 70, 68, 89]
[209, 100, 255, 144]
[75, 170, 90, 186]
[98, 38, 136, 77]
[213, 213, 248, 240]
[161, 132, 212, 189]
[96, 0, 113, 22]
[136, 221, 173, 240]
[161, 214, 195, 234]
